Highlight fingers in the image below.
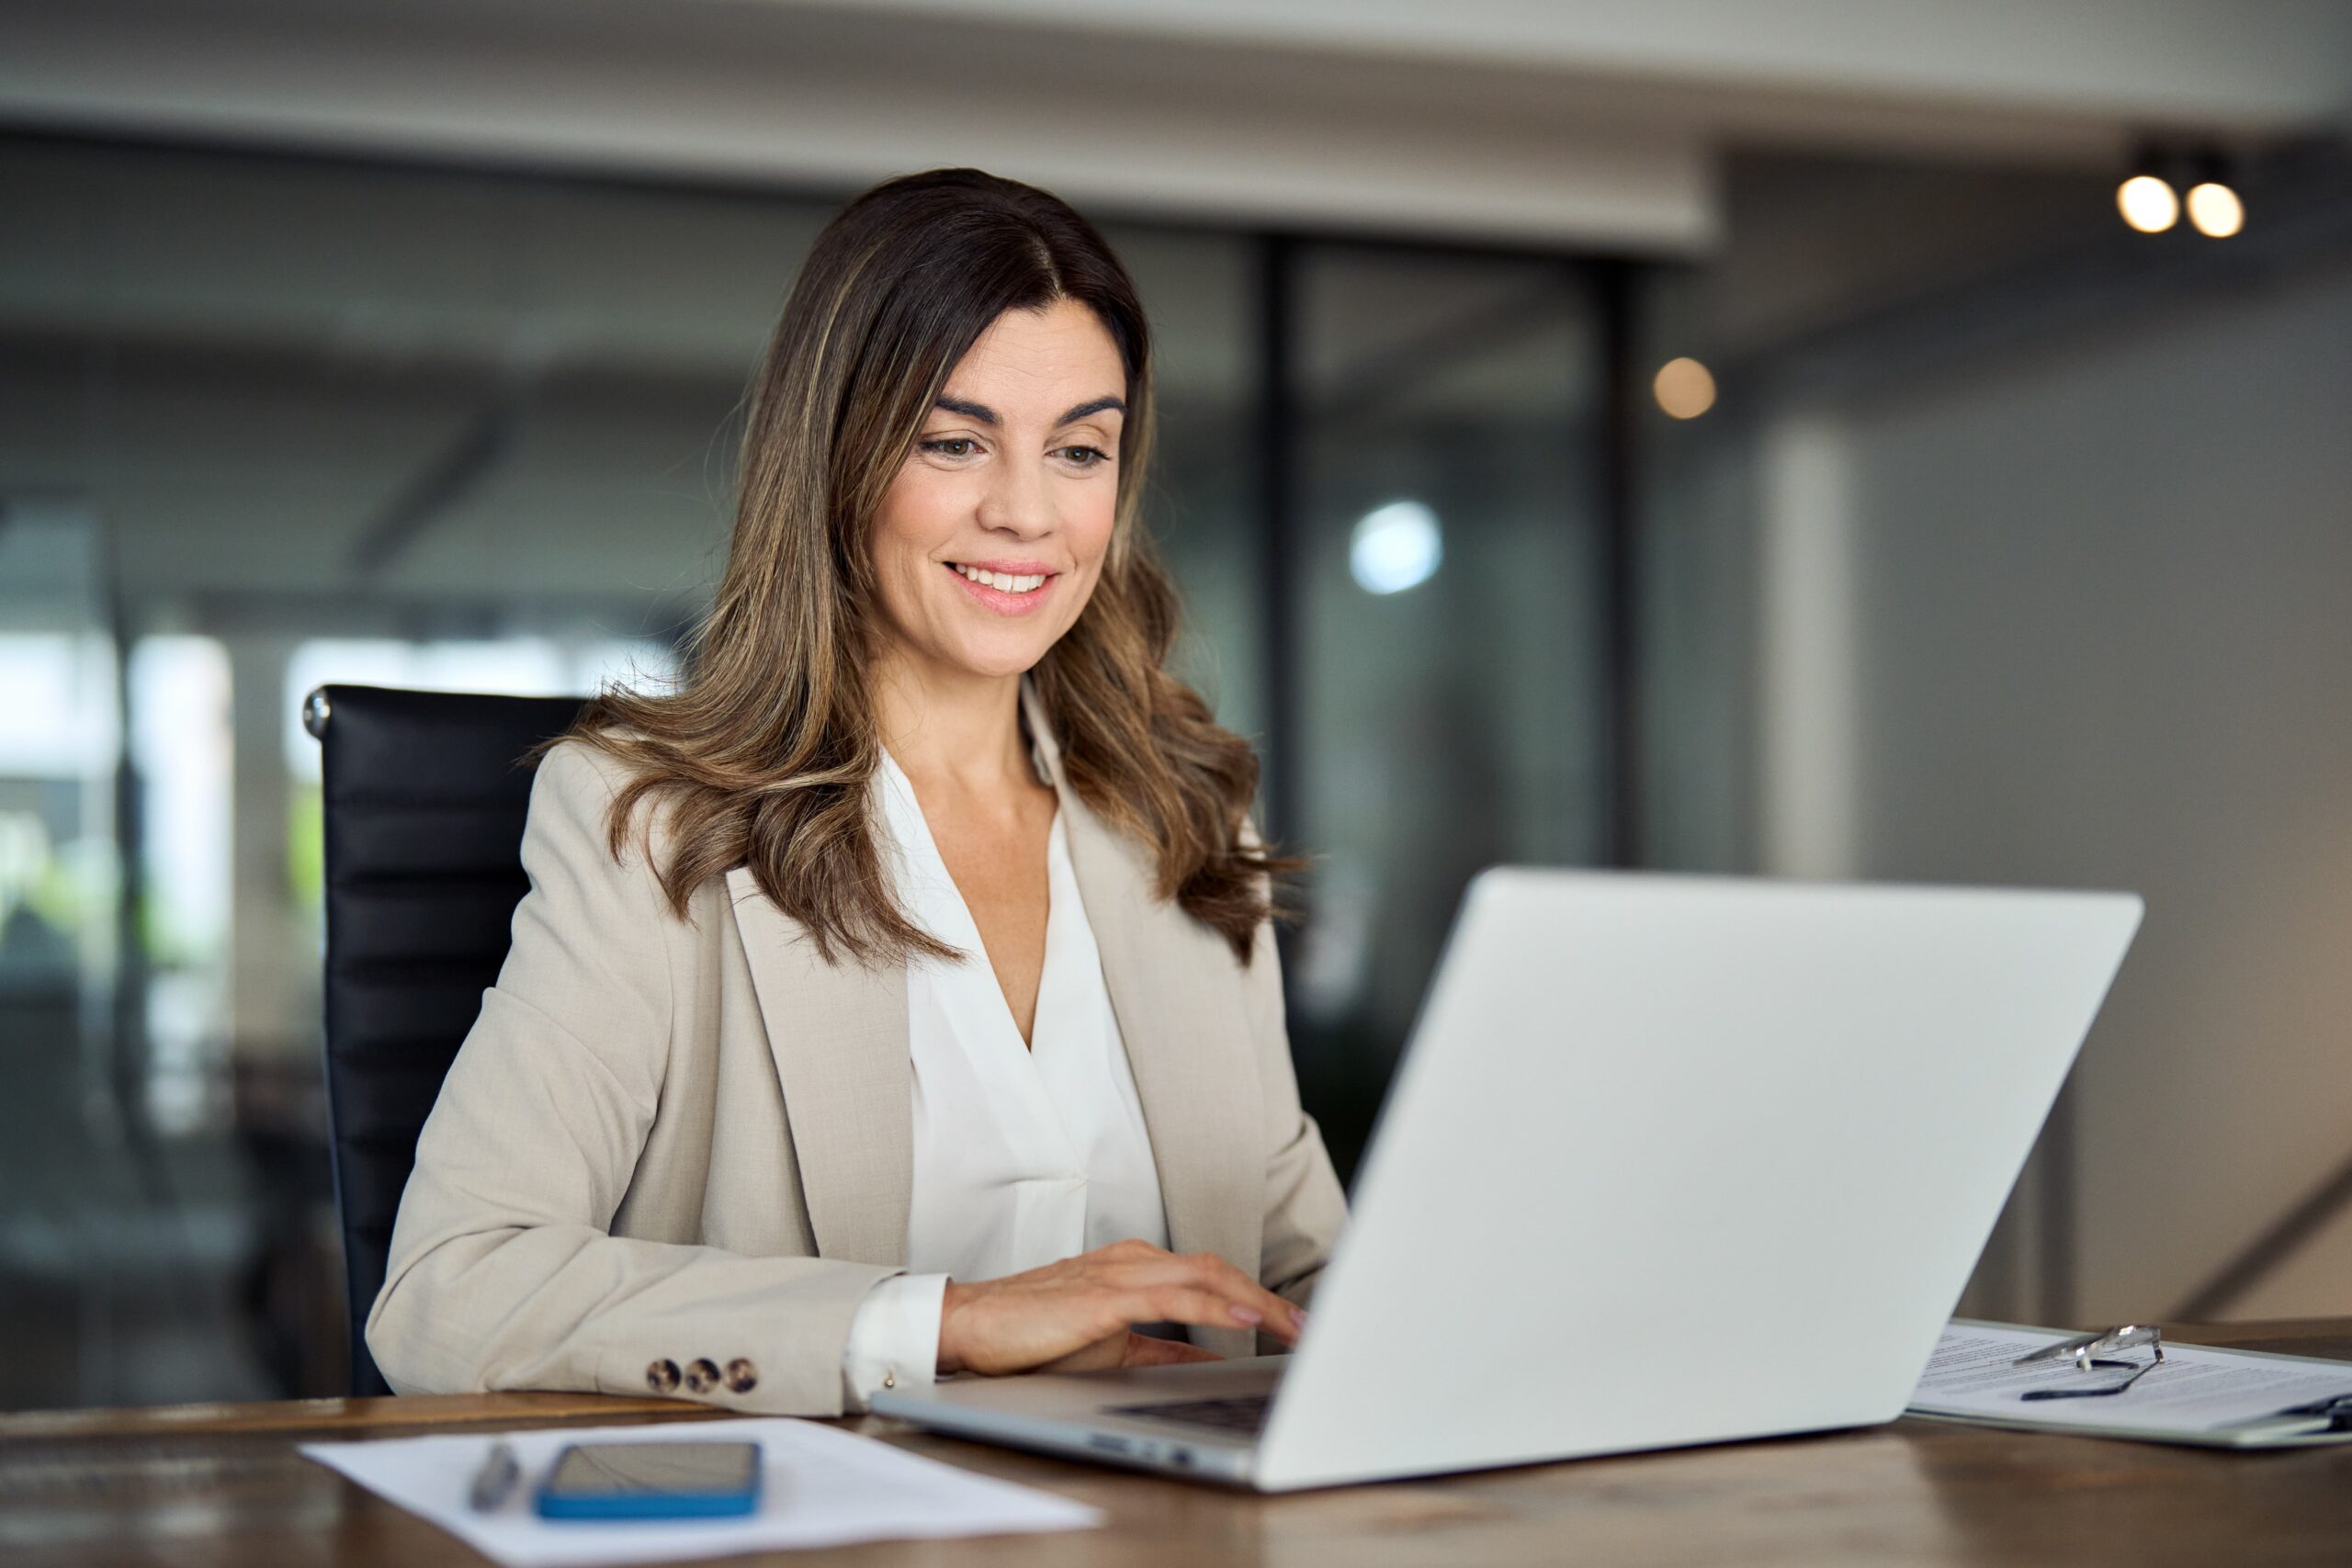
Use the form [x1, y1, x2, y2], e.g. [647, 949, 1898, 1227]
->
[1111, 1270, 1299, 1346]
[1142, 1285, 1253, 1332]
[944, 1242, 1308, 1376]
[1126, 1252, 1304, 1345]
[1193, 1254, 1306, 1343]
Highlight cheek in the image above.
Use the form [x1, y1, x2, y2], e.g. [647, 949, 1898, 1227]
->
[1057, 499, 1119, 625]
[1065, 485, 1119, 566]
[873, 469, 961, 573]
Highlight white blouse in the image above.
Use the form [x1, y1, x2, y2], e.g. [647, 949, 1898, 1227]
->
[838, 697, 1170, 1405]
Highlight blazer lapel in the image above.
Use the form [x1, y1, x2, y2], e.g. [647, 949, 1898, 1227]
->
[723, 678, 1267, 1327]
[1023, 680, 1267, 1325]
[726, 863, 910, 1268]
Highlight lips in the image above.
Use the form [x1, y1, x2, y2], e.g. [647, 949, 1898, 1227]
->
[945, 561, 1058, 592]
[944, 560, 1057, 616]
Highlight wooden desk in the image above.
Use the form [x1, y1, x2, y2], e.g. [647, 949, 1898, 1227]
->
[6, 1320, 2349, 1566]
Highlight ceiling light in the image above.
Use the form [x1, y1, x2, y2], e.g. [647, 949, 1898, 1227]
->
[1653, 357, 1717, 420]
[1349, 501, 1442, 596]
[2183, 152, 2245, 238]
[2185, 182, 2244, 238]
[2117, 173, 2179, 234]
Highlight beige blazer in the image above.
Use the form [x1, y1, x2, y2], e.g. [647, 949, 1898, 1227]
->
[367, 678, 1348, 1416]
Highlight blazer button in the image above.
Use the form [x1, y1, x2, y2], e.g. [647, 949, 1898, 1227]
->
[684, 1358, 721, 1394]
[725, 1358, 759, 1394]
[646, 1358, 681, 1394]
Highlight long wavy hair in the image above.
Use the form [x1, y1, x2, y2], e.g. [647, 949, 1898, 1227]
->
[560, 167, 1302, 969]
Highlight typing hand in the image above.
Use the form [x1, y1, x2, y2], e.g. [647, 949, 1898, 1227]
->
[935, 1238, 1305, 1376]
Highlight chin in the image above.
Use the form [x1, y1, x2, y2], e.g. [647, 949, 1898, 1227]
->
[941, 637, 1054, 682]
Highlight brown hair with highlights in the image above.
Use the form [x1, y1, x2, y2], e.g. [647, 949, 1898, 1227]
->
[558, 167, 1302, 968]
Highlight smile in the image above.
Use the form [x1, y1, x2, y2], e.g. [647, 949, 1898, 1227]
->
[944, 560, 1057, 615]
[950, 562, 1050, 592]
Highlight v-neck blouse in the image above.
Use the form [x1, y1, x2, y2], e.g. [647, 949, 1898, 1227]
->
[838, 698, 1169, 1404]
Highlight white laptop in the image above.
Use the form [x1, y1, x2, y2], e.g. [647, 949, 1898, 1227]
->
[874, 868, 2143, 1491]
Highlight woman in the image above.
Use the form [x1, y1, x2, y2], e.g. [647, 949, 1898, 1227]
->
[366, 167, 1349, 1417]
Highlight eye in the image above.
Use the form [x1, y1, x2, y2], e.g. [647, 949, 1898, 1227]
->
[1057, 445, 1112, 468]
[919, 436, 980, 458]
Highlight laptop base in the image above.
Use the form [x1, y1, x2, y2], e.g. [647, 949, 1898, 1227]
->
[873, 1356, 1282, 1487]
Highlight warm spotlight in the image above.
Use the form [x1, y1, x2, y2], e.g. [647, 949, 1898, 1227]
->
[2186, 181, 2244, 238]
[1653, 356, 1716, 420]
[2116, 174, 2179, 233]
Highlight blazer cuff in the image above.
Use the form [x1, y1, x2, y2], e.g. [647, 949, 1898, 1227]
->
[840, 1271, 949, 1411]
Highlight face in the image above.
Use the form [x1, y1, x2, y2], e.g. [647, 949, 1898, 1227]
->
[866, 297, 1126, 687]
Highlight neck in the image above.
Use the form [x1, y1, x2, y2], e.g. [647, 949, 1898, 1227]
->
[870, 648, 1038, 799]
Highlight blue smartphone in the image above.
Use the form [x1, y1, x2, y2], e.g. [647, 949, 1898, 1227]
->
[533, 1439, 763, 1520]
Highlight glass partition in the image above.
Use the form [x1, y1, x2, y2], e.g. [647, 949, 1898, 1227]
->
[1285, 244, 1611, 1177]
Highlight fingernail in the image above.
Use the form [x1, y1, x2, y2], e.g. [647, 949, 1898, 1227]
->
[1230, 1305, 1263, 1326]
[1290, 1306, 1309, 1330]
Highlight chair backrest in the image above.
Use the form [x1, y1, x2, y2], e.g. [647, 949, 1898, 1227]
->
[310, 682, 591, 1396]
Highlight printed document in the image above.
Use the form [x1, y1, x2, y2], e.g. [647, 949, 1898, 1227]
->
[1909, 1320, 2352, 1444]
[302, 1415, 1100, 1565]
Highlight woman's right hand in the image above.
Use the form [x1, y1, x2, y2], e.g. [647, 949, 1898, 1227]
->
[934, 1238, 1307, 1377]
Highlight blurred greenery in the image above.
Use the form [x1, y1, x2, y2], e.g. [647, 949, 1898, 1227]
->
[288, 784, 323, 911]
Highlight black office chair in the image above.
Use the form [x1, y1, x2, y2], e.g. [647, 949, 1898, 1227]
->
[307, 683, 592, 1396]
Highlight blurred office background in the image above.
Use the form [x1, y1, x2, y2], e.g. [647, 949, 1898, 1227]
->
[2, 0, 2348, 1408]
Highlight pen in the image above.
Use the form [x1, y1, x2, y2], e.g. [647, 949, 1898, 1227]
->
[469, 1440, 523, 1512]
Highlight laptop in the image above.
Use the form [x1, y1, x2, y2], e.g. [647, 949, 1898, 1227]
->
[874, 868, 2143, 1490]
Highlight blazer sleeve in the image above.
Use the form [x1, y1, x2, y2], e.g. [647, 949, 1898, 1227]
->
[1239, 818, 1349, 1313]
[363, 739, 901, 1416]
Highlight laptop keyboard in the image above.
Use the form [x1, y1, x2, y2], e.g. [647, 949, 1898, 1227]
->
[1104, 1393, 1272, 1437]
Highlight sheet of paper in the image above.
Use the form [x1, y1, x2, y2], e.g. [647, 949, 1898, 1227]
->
[301, 1416, 1102, 1566]
[1908, 1321, 2352, 1437]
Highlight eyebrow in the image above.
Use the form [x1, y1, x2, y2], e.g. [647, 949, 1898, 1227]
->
[932, 395, 1127, 427]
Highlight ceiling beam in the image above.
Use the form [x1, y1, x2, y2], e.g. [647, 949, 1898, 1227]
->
[0, 0, 1715, 254]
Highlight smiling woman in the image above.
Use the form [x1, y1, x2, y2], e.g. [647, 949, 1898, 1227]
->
[363, 168, 1346, 1418]
[554, 170, 1283, 973]
[876, 304, 1126, 662]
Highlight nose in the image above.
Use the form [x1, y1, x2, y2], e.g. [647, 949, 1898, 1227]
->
[973, 445, 1055, 540]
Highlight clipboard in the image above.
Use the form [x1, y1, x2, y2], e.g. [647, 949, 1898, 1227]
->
[1905, 1318, 2352, 1450]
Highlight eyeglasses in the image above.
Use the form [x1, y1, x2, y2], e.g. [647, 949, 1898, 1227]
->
[2013, 1324, 2165, 1401]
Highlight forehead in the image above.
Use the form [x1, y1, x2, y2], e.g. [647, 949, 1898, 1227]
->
[944, 301, 1124, 402]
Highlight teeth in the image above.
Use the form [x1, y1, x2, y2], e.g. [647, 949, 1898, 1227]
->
[953, 564, 1046, 592]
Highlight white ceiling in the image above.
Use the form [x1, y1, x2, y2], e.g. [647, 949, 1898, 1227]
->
[7, 0, 2348, 254]
[837, 0, 2352, 128]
